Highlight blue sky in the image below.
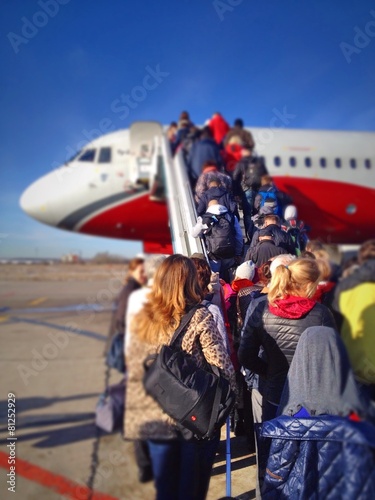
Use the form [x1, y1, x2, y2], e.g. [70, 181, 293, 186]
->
[1, 0, 374, 258]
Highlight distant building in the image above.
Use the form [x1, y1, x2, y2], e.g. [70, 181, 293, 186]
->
[61, 253, 81, 263]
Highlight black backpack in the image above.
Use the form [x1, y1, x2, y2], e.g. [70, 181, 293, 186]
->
[143, 306, 235, 440]
[281, 220, 308, 255]
[202, 212, 236, 260]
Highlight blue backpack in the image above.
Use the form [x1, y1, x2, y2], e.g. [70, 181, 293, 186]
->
[256, 188, 280, 215]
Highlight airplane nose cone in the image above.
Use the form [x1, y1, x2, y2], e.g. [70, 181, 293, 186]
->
[20, 173, 62, 226]
[20, 182, 49, 219]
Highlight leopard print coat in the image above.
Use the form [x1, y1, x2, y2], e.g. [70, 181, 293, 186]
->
[123, 305, 236, 441]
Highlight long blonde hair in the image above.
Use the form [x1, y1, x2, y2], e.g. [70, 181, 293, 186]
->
[268, 258, 320, 306]
[132, 254, 203, 344]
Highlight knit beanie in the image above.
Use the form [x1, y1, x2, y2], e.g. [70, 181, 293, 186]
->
[235, 260, 256, 281]
[284, 204, 298, 221]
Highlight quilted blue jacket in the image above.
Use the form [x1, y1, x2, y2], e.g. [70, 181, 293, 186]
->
[259, 415, 375, 499]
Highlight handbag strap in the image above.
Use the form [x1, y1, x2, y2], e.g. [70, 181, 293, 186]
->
[170, 304, 203, 346]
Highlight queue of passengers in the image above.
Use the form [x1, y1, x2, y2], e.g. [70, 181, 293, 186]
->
[109, 111, 375, 499]
[111, 238, 375, 499]
[169, 110, 303, 249]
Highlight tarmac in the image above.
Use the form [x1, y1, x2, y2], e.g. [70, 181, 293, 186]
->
[0, 270, 256, 500]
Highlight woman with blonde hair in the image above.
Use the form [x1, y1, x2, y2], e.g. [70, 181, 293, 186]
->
[124, 254, 235, 500]
[238, 258, 336, 423]
[238, 258, 336, 495]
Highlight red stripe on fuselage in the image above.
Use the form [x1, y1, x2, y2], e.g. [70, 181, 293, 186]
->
[274, 177, 375, 243]
[78, 178, 375, 247]
[79, 193, 172, 251]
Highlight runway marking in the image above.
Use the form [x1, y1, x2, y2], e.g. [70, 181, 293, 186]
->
[10, 316, 107, 341]
[0, 315, 9, 322]
[8, 303, 115, 315]
[0, 451, 119, 499]
[28, 297, 48, 306]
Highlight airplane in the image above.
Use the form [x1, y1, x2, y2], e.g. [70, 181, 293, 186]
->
[20, 122, 375, 254]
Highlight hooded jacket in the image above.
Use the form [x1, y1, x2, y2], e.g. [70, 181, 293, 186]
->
[194, 168, 232, 203]
[196, 186, 237, 217]
[333, 258, 375, 384]
[238, 296, 336, 404]
[277, 326, 371, 419]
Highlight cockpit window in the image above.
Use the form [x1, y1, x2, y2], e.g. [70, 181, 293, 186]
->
[78, 149, 96, 162]
[98, 147, 112, 163]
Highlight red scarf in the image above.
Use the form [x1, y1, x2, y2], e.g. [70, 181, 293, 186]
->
[231, 279, 254, 292]
[269, 295, 317, 319]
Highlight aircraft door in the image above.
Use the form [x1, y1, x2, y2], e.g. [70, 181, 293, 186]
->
[129, 121, 163, 188]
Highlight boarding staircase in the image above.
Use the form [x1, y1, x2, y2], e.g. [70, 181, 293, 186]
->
[129, 120, 246, 258]
[160, 139, 206, 256]
[129, 120, 206, 257]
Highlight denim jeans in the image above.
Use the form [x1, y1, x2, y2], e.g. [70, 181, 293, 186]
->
[148, 433, 220, 500]
[209, 257, 236, 282]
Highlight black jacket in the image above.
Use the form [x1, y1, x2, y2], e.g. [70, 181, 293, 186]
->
[250, 224, 296, 255]
[196, 186, 238, 218]
[246, 239, 285, 266]
[114, 277, 142, 334]
[238, 300, 336, 404]
[232, 156, 268, 195]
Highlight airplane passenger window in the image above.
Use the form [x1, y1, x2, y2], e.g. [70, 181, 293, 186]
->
[305, 157, 311, 167]
[289, 157, 296, 167]
[365, 159, 371, 169]
[350, 158, 356, 169]
[98, 147, 112, 163]
[274, 156, 281, 166]
[335, 158, 341, 168]
[320, 158, 326, 168]
[78, 149, 96, 162]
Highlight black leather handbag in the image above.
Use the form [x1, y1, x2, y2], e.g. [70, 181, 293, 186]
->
[143, 305, 235, 440]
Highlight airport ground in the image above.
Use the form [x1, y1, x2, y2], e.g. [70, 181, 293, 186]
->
[0, 263, 256, 500]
